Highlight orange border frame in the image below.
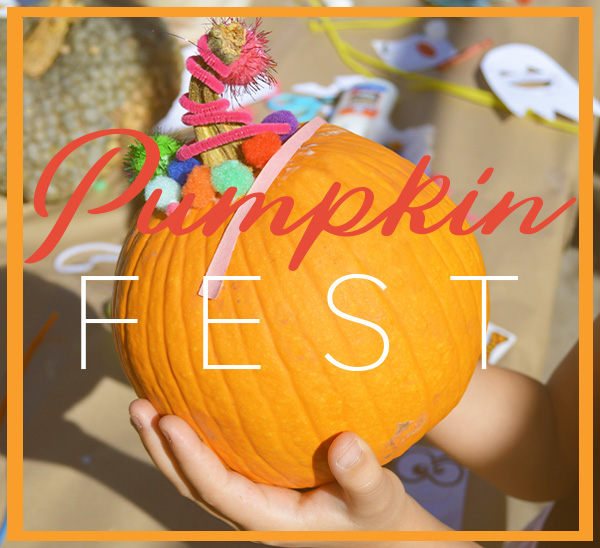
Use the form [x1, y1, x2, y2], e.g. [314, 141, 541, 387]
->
[6, 5, 593, 543]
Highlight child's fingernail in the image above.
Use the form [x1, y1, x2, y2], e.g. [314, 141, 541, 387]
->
[130, 414, 142, 430]
[336, 437, 361, 469]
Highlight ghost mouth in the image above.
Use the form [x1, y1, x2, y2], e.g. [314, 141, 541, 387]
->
[510, 78, 553, 88]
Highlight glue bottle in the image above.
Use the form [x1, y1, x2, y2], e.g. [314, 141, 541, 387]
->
[328, 78, 399, 143]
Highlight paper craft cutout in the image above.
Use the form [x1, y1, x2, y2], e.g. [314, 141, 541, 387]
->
[379, 124, 436, 167]
[53, 242, 122, 274]
[267, 93, 330, 122]
[481, 43, 599, 122]
[267, 76, 373, 122]
[372, 20, 457, 72]
[485, 321, 516, 366]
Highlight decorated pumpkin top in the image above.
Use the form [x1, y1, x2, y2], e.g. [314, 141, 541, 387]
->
[123, 19, 296, 217]
[113, 19, 486, 489]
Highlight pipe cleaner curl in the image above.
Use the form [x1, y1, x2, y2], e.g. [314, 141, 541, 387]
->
[177, 19, 289, 162]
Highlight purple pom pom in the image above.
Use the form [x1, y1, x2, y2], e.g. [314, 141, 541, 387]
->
[262, 110, 299, 143]
[168, 157, 201, 186]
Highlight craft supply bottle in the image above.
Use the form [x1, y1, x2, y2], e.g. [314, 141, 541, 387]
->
[329, 78, 399, 142]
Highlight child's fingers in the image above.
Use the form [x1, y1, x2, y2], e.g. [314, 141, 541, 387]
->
[128, 399, 195, 499]
[129, 400, 242, 528]
[157, 415, 256, 511]
[328, 432, 399, 520]
[158, 414, 302, 531]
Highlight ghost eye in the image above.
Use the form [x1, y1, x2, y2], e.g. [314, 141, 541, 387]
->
[527, 67, 541, 73]
[416, 42, 437, 57]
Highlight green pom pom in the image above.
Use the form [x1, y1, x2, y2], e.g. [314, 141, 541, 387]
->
[124, 133, 182, 181]
[154, 134, 182, 157]
[211, 160, 255, 199]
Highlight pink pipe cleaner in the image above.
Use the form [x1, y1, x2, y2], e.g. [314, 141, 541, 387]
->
[177, 32, 290, 162]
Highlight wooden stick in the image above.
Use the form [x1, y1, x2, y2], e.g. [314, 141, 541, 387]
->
[189, 21, 246, 167]
[0, 312, 59, 426]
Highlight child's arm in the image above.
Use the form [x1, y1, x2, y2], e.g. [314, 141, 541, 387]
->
[130, 398, 481, 545]
[426, 336, 579, 502]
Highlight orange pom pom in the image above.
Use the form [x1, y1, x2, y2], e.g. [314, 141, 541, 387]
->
[183, 165, 215, 209]
[242, 132, 282, 169]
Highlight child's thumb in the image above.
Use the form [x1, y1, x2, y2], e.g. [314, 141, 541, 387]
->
[328, 432, 395, 515]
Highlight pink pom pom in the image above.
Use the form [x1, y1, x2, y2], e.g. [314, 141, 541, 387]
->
[222, 20, 275, 92]
[166, 202, 179, 216]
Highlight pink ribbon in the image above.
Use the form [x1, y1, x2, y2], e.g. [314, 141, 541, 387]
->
[199, 117, 326, 299]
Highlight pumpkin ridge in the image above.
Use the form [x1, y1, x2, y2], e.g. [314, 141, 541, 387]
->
[354, 255, 433, 443]
[336, 230, 437, 459]
[413, 236, 469, 389]
[220, 367, 293, 485]
[172, 223, 212, 435]
[245, 227, 328, 448]
[400, 236, 466, 402]
[425, 220, 485, 391]
[149, 228, 180, 414]
[271, 230, 363, 436]
[424, 236, 475, 393]
[323, 237, 395, 445]
[419, 179, 457, 227]
[153, 225, 185, 415]
[388, 309, 432, 430]
[234, 229, 319, 480]
[179, 232, 223, 452]
[214, 238, 308, 485]
[314, 129, 404, 192]
[162, 225, 192, 414]
[177, 228, 201, 413]
[338, 135, 414, 197]
[439, 223, 486, 316]
[120, 228, 155, 398]
[351, 150, 411, 197]
[131, 228, 175, 412]
[202, 264, 266, 478]
[302, 233, 418, 459]
[225, 375, 296, 484]
[368, 231, 439, 424]
[224, 240, 287, 481]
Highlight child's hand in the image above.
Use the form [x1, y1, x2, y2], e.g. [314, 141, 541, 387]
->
[129, 399, 410, 539]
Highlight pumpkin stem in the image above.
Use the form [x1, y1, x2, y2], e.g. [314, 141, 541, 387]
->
[189, 21, 246, 167]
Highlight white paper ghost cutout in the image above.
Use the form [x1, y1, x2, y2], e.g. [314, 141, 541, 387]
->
[379, 124, 436, 168]
[481, 43, 599, 122]
[372, 20, 457, 73]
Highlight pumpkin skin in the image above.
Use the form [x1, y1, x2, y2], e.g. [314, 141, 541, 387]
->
[113, 124, 486, 488]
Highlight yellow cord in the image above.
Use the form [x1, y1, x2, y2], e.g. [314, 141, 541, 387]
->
[302, 5, 579, 135]
[315, 16, 375, 77]
[308, 18, 420, 33]
[338, 37, 579, 134]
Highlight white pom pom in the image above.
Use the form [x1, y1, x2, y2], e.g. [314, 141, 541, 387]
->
[144, 176, 182, 212]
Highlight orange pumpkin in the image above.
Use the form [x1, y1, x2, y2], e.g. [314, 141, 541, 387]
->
[112, 124, 486, 488]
